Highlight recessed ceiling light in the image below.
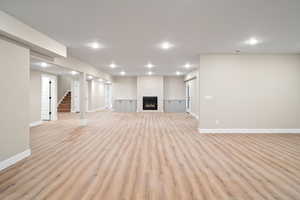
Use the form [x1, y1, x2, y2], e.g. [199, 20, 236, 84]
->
[88, 75, 93, 80]
[176, 71, 182, 76]
[40, 62, 48, 68]
[160, 41, 174, 50]
[184, 63, 191, 68]
[70, 71, 78, 75]
[98, 78, 104, 82]
[87, 42, 102, 49]
[147, 71, 153, 75]
[245, 37, 260, 46]
[146, 63, 154, 68]
[120, 71, 126, 76]
[110, 63, 116, 68]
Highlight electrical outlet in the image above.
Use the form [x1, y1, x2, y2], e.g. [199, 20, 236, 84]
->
[205, 95, 213, 100]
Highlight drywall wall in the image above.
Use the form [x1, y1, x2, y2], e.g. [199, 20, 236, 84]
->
[30, 70, 41, 123]
[199, 54, 300, 130]
[112, 76, 137, 100]
[164, 76, 185, 99]
[57, 75, 72, 102]
[137, 76, 164, 112]
[0, 11, 66, 57]
[88, 80, 106, 111]
[0, 38, 30, 163]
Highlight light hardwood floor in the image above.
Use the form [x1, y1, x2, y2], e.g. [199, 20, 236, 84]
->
[0, 112, 300, 200]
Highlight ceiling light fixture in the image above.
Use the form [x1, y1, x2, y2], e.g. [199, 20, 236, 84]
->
[120, 71, 126, 76]
[160, 41, 174, 50]
[245, 37, 260, 46]
[88, 42, 101, 49]
[70, 71, 78, 75]
[147, 71, 153, 75]
[146, 63, 154, 68]
[110, 63, 116, 68]
[88, 75, 93, 80]
[98, 78, 104, 82]
[184, 63, 191, 68]
[40, 62, 48, 68]
[176, 71, 182, 76]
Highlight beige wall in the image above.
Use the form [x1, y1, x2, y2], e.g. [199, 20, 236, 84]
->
[0, 11, 66, 57]
[164, 76, 185, 99]
[0, 38, 30, 162]
[112, 76, 137, 100]
[199, 54, 300, 130]
[30, 70, 42, 123]
[88, 80, 106, 111]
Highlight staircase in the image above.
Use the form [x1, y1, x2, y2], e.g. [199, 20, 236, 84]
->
[58, 91, 71, 112]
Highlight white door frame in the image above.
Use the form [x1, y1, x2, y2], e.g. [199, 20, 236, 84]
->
[41, 74, 57, 121]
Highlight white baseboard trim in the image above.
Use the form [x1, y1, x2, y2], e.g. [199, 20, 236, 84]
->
[198, 128, 300, 134]
[188, 112, 199, 120]
[87, 107, 106, 113]
[29, 121, 43, 127]
[80, 119, 88, 126]
[0, 149, 31, 171]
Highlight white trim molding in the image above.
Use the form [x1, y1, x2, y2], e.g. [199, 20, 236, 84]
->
[0, 149, 31, 171]
[80, 119, 88, 126]
[29, 121, 43, 127]
[198, 129, 300, 134]
[189, 112, 199, 120]
[87, 107, 106, 113]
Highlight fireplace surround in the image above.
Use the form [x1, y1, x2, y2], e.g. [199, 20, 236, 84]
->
[143, 96, 158, 110]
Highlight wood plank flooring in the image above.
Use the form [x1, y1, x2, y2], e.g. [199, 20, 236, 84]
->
[0, 111, 300, 200]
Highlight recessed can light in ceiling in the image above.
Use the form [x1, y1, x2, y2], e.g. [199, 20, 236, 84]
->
[160, 41, 174, 50]
[245, 37, 260, 46]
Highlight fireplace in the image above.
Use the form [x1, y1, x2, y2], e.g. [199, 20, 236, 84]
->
[143, 96, 158, 110]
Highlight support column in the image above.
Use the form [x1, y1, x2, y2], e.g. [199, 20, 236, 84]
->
[79, 72, 88, 126]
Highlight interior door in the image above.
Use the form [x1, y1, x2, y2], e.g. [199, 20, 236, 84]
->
[41, 74, 57, 121]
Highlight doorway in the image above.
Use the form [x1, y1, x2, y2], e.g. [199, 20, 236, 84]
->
[41, 74, 57, 121]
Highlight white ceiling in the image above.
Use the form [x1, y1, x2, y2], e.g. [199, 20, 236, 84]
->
[1, 0, 300, 75]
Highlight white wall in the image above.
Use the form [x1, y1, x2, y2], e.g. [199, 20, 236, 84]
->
[30, 70, 42, 123]
[0, 38, 30, 163]
[164, 76, 185, 99]
[137, 76, 164, 112]
[112, 76, 137, 100]
[199, 54, 300, 131]
[88, 80, 106, 111]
